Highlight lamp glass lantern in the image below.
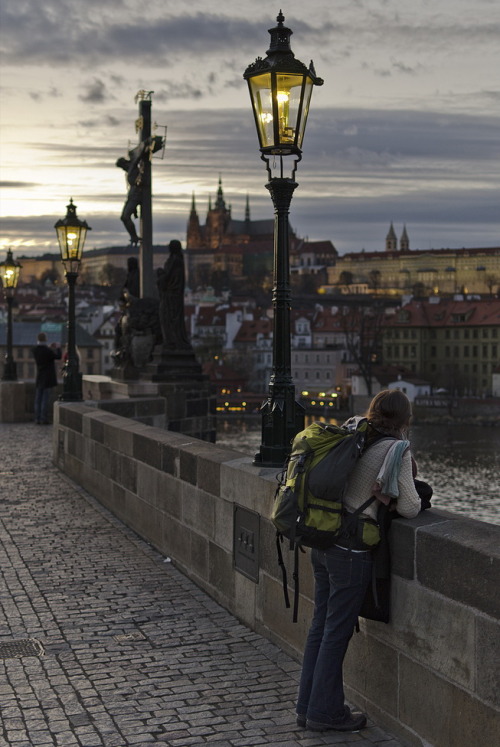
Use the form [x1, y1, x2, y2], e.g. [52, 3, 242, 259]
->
[248, 71, 314, 156]
[54, 198, 90, 275]
[244, 11, 323, 160]
[0, 249, 22, 298]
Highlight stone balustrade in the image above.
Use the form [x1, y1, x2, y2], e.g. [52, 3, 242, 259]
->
[53, 402, 500, 747]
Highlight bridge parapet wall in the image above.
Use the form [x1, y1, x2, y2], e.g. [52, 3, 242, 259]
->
[53, 402, 500, 747]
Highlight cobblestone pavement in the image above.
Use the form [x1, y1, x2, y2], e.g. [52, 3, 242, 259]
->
[0, 423, 403, 747]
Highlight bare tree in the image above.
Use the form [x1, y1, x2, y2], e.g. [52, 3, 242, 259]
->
[484, 273, 499, 295]
[338, 302, 386, 396]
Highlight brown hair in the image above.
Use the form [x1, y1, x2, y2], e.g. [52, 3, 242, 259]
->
[365, 389, 412, 437]
[37, 332, 47, 343]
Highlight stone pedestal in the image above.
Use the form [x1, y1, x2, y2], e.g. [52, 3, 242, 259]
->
[144, 347, 204, 381]
[142, 347, 215, 441]
[0, 381, 28, 422]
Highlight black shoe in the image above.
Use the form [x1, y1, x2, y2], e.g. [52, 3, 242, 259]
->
[296, 714, 306, 728]
[306, 709, 367, 732]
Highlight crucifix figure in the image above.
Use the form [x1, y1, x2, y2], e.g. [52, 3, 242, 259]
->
[116, 136, 163, 245]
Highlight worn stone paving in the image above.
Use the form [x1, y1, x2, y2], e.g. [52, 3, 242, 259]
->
[0, 422, 403, 747]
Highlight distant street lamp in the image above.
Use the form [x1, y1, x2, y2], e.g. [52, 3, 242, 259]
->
[244, 11, 323, 466]
[54, 199, 91, 401]
[0, 248, 22, 381]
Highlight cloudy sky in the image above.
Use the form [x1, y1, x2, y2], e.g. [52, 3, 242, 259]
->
[0, 0, 499, 260]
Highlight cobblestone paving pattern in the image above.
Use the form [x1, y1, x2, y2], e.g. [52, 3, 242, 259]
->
[0, 423, 403, 747]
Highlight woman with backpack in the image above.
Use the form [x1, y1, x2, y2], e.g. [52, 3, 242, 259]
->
[296, 389, 422, 732]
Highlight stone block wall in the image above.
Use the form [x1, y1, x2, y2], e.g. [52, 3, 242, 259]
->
[53, 402, 500, 747]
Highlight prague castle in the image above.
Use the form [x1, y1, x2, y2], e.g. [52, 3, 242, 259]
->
[326, 224, 500, 297]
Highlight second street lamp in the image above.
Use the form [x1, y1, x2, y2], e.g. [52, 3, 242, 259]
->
[0, 248, 22, 381]
[54, 198, 91, 401]
[244, 11, 323, 467]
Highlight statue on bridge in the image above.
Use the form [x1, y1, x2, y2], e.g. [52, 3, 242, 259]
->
[156, 240, 192, 351]
[113, 257, 161, 369]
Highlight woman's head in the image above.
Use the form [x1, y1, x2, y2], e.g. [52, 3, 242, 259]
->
[366, 389, 412, 436]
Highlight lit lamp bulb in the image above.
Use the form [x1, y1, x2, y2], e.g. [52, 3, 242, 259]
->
[276, 90, 294, 143]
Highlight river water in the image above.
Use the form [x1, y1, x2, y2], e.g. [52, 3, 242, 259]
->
[216, 417, 500, 527]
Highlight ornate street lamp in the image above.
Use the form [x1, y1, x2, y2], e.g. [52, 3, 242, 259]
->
[54, 199, 91, 401]
[0, 248, 22, 381]
[244, 11, 323, 466]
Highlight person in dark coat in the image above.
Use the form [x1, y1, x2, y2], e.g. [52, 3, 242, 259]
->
[32, 332, 61, 424]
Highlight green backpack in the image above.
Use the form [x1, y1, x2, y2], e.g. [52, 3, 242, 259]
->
[271, 417, 390, 620]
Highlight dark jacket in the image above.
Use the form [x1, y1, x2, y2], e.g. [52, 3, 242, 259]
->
[32, 344, 62, 388]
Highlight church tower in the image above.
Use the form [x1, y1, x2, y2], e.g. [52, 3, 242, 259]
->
[205, 177, 231, 249]
[400, 225, 409, 251]
[186, 193, 202, 249]
[386, 222, 397, 252]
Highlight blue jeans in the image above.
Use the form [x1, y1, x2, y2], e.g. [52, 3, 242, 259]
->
[296, 545, 373, 725]
[34, 387, 52, 423]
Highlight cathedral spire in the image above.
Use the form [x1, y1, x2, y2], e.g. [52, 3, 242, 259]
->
[215, 175, 226, 209]
[400, 224, 409, 251]
[386, 222, 397, 252]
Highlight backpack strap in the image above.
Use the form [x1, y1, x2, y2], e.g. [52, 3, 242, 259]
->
[340, 494, 377, 535]
[275, 532, 291, 611]
[292, 544, 300, 623]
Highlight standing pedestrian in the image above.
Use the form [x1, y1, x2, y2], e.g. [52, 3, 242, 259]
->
[296, 389, 422, 732]
[32, 332, 62, 424]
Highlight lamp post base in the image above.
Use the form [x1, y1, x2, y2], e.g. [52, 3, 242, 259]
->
[59, 370, 83, 402]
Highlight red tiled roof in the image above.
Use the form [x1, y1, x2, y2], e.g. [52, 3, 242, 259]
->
[384, 298, 500, 327]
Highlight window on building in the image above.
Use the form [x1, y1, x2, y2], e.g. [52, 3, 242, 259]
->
[482, 329, 488, 338]
[445, 330, 450, 339]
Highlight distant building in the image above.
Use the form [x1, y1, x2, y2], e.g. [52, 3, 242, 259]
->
[326, 226, 500, 297]
[186, 178, 337, 290]
[382, 297, 500, 396]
